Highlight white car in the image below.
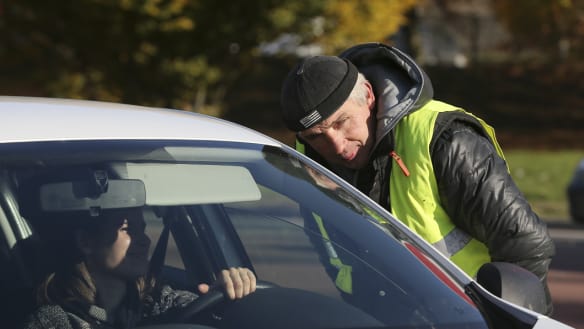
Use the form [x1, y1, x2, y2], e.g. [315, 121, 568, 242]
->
[0, 97, 572, 329]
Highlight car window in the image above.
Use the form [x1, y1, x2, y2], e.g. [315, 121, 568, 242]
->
[222, 179, 487, 327]
[0, 140, 489, 329]
[226, 185, 340, 297]
[143, 207, 183, 270]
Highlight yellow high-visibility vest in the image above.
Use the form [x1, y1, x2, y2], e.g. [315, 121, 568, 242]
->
[391, 100, 506, 276]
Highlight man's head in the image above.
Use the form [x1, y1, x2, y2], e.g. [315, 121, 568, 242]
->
[281, 56, 376, 170]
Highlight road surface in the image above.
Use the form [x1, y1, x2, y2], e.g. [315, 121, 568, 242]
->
[547, 222, 584, 328]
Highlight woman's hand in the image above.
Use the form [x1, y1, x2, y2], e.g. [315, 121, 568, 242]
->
[198, 267, 257, 300]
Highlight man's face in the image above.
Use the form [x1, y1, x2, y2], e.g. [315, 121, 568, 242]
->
[299, 83, 376, 170]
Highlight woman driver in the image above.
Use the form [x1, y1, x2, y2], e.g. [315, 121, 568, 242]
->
[23, 208, 256, 329]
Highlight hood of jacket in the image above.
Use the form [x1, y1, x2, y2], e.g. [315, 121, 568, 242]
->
[339, 43, 434, 149]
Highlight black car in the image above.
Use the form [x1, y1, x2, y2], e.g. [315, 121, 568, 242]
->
[567, 158, 584, 223]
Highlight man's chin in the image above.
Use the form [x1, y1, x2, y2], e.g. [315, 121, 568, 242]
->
[342, 154, 368, 170]
[326, 152, 367, 170]
[333, 160, 362, 171]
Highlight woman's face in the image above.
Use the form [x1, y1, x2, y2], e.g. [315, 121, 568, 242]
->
[82, 209, 151, 279]
[100, 218, 132, 269]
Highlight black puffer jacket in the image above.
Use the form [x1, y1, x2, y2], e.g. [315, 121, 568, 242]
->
[430, 112, 555, 315]
[431, 113, 554, 284]
[301, 43, 555, 314]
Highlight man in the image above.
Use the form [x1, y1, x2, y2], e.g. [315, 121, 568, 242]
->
[280, 42, 555, 314]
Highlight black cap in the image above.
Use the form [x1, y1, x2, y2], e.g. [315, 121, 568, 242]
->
[280, 56, 358, 132]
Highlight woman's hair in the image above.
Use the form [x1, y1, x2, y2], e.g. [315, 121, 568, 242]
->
[35, 209, 153, 308]
[33, 211, 95, 307]
[36, 263, 152, 306]
[36, 261, 96, 306]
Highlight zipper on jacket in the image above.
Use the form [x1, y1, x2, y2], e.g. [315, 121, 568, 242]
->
[390, 151, 410, 177]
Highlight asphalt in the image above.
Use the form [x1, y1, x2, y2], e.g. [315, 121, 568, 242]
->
[546, 220, 584, 328]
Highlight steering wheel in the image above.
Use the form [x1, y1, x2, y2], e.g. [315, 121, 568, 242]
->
[175, 281, 276, 322]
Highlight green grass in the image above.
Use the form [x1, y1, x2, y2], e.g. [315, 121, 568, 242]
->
[504, 150, 583, 222]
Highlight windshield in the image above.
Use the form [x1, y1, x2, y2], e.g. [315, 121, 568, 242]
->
[0, 140, 488, 329]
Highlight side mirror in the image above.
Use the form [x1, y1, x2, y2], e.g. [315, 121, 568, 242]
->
[477, 262, 547, 314]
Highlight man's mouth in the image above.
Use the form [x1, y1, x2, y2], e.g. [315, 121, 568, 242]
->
[342, 150, 357, 162]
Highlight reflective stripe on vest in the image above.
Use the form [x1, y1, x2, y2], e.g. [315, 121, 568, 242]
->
[431, 227, 472, 258]
[391, 100, 504, 276]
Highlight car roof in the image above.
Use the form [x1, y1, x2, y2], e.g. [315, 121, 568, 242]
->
[0, 96, 280, 146]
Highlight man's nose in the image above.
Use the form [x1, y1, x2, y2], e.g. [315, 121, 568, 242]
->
[323, 129, 345, 155]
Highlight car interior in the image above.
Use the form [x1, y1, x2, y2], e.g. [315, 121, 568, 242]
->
[0, 142, 496, 329]
[0, 160, 387, 329]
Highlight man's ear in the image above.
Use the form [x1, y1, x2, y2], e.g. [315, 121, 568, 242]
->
[364, 81, 376, 110]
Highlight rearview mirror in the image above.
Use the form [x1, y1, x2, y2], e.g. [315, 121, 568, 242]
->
[40, 179, 146, 212]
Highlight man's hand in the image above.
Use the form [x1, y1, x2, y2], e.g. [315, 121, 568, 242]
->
[198, 267, 257, 300]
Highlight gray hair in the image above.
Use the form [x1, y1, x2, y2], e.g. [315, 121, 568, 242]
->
[348, 73, 369, 106]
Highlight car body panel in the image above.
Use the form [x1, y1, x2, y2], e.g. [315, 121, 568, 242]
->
[0, 96, 278, 146]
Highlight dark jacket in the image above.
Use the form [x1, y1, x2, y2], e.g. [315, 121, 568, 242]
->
[300, 43, 555, 314]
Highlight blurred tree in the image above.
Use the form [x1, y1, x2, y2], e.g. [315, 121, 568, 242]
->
[0, 0, 420, 112]
[0, 0, 324, 111]
[319, 0, 418, 53]
[492, 0, 583, 62]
